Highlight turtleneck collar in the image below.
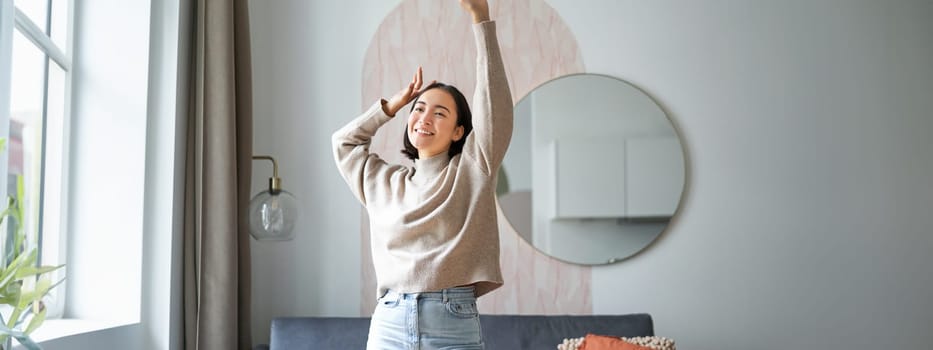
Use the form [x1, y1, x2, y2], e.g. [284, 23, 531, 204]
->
[413, 152, 451, 183]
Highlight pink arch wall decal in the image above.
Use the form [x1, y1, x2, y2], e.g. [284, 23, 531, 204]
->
[360, 0, 590, 315]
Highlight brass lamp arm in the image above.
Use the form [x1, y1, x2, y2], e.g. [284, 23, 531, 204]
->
[252, 155, 282, 193]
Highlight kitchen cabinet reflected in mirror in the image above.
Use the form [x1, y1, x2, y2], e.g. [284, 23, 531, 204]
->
[497, 74, 685, 265]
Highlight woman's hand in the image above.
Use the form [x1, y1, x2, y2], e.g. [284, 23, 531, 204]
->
[459, 0, 490, 24]
[384, 67, 434, 116]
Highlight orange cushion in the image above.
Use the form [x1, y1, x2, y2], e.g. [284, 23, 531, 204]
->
[578, 334, 654, 350]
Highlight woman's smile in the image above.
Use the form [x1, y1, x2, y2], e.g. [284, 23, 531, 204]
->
[414, 127, 435, 136]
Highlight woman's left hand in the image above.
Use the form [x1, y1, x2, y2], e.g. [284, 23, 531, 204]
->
[384, 67, 435, 116]
[459, 0, 490, 23]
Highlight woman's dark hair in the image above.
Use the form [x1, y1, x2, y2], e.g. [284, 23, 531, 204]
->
[401, 82, 473, 160]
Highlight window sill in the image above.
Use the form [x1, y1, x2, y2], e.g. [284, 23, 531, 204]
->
[15, 318, 136, 348]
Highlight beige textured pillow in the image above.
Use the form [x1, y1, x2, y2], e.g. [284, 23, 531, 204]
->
[557, 336, 676, 350]
[620, 336, 676, 350]
[557, 337, 584, 350]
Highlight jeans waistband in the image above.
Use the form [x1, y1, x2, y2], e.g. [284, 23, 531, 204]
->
[384, 286, 476, 302]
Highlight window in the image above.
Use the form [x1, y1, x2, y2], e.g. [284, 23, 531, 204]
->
[1, 0, 72, 318]
[2, 1, 174, 346]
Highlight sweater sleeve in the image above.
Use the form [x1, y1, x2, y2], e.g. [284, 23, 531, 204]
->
[462, 21, 514, 176]
[332, 101, 395, 206]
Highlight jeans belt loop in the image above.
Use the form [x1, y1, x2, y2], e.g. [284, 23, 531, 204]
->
[442, 288, 449, 303]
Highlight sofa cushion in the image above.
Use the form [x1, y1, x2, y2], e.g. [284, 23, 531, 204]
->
[265, 314, 654, 350]
[270, 317, 371, 350]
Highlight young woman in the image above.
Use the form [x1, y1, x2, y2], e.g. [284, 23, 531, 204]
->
[332, 0, 512, 348]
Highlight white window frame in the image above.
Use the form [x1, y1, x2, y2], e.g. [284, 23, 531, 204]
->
[0, 0, 74, 320]
[3, 1, 184, 347]
[0, 2, 12, 200]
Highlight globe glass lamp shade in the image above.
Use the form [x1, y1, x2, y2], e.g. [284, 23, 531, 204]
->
[249, 189, 297, 240]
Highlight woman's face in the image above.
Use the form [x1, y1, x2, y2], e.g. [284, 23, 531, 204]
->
[407, 88, 464, 159]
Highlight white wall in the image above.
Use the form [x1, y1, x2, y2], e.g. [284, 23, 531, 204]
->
[249, 0, 933, 348]
[247, 0, 397, 345]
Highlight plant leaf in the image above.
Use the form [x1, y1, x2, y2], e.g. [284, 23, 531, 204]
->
[17, 277, 51, 309]
[13, 177, 25, 252]
[23, 307, 46, 335]
[15, 264, 64, 280]
[0, 288, 20, 305]
[0, 248, 37, 291]
[6, 307, 22, 330]
[0, 155, 67, 342]
[0, 323, 26, 336]
[14, 334, 42, 350]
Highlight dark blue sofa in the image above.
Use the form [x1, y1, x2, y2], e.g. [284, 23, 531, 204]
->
[254, 314, 654, 350]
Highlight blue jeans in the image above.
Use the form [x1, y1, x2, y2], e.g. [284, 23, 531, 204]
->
[366, 286, 485, 350]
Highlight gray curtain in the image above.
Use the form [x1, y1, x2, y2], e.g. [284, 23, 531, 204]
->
[182, 0, 253, 349]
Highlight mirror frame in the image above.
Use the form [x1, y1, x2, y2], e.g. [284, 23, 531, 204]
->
[497, 73, 688, 265]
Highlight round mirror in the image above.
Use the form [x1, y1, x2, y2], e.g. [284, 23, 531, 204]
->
[498, 74, 685, 265]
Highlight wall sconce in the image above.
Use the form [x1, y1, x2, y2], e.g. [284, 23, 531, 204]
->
[249, 155, 298, 241]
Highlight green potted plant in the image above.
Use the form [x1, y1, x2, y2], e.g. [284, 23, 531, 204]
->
[0, 138, 64, 349]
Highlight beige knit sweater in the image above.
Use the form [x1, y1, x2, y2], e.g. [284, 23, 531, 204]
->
[332, 21, 512, 298]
